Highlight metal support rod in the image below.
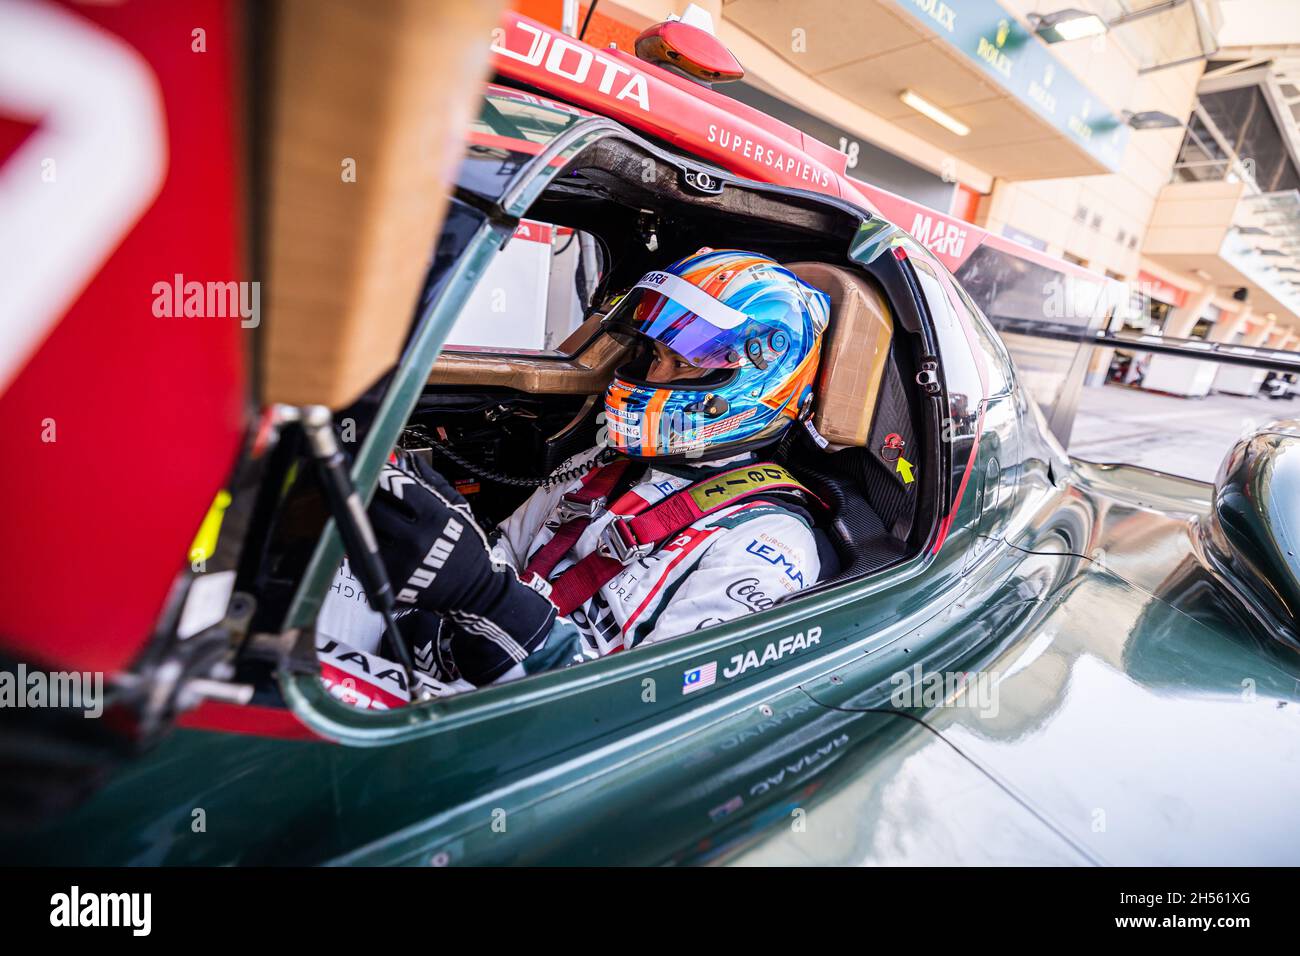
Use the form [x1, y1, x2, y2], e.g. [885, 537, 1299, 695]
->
[300, 405, 420, 695]
[1138, 51, 1212, 75]
[993, 319, 1300, 374]
[1110, 0, 1188, 28]
[561, 0, 579, 37]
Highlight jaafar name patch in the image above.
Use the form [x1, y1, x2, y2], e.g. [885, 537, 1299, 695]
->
[722, 626, 822, 679]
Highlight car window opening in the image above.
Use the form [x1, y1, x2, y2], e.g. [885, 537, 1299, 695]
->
[254, 132, 943, 716]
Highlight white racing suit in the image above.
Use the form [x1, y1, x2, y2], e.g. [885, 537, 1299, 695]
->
[494, 447, 821, 656]
[317, 446, 820, 702]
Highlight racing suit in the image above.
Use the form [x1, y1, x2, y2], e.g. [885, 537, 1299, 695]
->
[494, 446, 821, 657]
[316, 446, 820, 695]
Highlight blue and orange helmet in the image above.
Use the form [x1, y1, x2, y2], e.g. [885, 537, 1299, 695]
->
[602, 248, 830, 461]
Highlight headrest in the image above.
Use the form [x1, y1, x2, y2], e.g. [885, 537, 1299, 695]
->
[785, 262, 894, 448]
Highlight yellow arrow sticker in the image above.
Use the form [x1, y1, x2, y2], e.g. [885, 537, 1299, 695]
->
[896, 457, 915, 484]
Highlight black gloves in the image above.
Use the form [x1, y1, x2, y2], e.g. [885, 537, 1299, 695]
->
[368, 455, 558, 686]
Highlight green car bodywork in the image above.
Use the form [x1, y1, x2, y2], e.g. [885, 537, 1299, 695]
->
[6, 93, 1300, 867]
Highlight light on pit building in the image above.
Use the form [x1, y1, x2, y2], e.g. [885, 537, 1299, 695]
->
[899, 89, 971, 137]
[1029, 9, 1108, 43]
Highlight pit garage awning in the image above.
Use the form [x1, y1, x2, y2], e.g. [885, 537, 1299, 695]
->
[1145, 180, 1300, 328]
[724, 0, 1131, 179]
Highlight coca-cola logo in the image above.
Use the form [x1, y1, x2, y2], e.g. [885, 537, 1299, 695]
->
[726, 577, 774, 612]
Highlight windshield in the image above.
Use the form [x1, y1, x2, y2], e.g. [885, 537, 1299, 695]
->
[455, 86, 593, 202]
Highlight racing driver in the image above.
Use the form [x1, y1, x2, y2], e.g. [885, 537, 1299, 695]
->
[318, 249, 832, 702]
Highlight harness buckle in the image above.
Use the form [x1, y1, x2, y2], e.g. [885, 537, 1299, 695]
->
[598, 518, 653, 564]
[544, 493, 607, 529]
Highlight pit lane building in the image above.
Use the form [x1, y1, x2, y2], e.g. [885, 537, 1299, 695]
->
[516, 0, 1300, 398]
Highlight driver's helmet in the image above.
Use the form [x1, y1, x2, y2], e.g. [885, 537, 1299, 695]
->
[603, 248, 830, 461]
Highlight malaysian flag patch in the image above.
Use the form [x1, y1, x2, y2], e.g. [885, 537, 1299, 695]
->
[682, 661, 717, 695]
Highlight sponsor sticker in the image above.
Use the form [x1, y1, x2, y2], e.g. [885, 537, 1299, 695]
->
[689, 464, 797, 510]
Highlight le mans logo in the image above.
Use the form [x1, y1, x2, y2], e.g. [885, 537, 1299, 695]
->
[50, 886, 152, 936]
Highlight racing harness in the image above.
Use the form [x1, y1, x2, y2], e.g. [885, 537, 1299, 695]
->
[521, 458, 826, 617]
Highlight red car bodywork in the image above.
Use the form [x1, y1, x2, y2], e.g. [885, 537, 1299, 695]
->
[490, 12, 1106, 286]
[0, 0, 245, 674]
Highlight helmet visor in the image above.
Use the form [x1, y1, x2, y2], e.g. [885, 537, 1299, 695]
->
[605, 269, 780, 369]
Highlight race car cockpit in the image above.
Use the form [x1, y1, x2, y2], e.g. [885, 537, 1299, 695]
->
[416, 255, 922, 580]
[424, 283, 925, 595]
[257, 125, 939, 706]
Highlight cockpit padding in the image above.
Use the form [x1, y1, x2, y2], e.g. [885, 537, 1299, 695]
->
[784, 262, 894, 449]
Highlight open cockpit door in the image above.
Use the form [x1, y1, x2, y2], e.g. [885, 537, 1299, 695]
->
[0, 0, 507, 823]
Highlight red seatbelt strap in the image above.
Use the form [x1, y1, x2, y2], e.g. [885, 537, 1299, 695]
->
[523, 459, 631, 582]
[546, 462, 825, 616]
